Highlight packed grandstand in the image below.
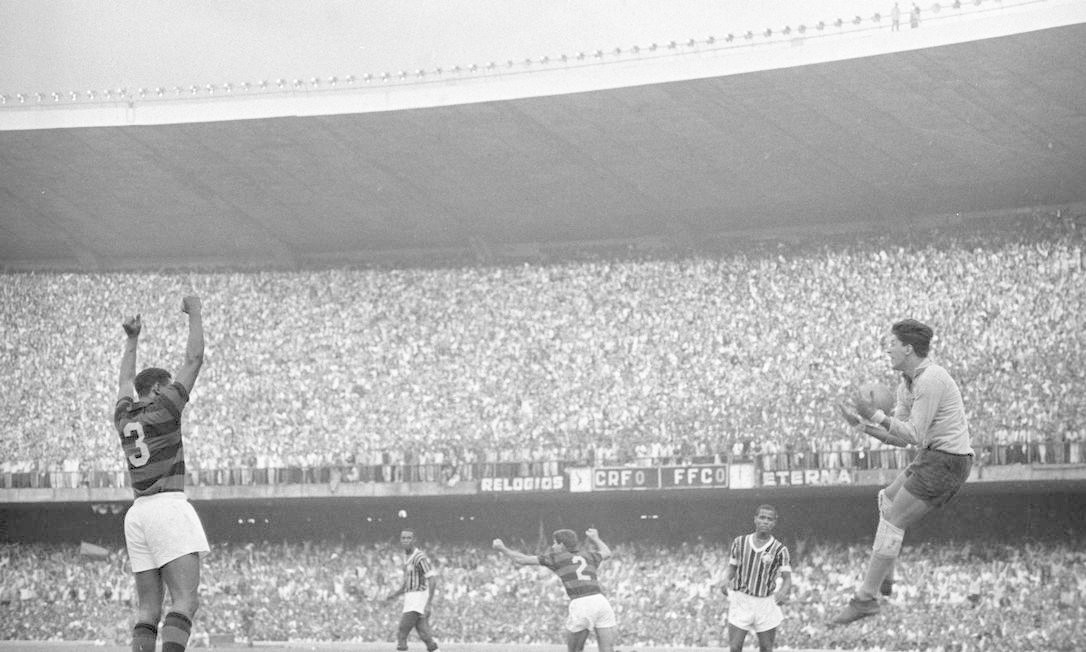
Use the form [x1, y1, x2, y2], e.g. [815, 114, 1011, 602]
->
[1, 211, 1082, 488]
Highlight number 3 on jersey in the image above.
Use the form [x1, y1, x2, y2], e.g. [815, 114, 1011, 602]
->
[571, 555, 592, 581]
[122, 422, 151, 467]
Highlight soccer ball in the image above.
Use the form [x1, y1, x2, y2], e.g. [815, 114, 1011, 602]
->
[858, 382, 894, 414]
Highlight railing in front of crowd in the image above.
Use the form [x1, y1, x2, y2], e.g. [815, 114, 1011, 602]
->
[1, 442, 1081, 491]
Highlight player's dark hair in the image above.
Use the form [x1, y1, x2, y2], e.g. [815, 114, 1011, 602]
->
[552, 529, 579, 551]
[892, 319, 933, 358]
[756, 504, 778, 518]
[134, 368, 171, 398]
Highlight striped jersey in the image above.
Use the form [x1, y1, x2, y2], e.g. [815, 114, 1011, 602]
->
[538, 548, 604, 599]
[728, 534, 791, 598]
[114, 381, 189, 498]
[402, 548, 436, 592]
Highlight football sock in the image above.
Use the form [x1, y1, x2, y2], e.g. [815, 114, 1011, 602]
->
[131, 622, 157, 652]
[161, 611, 192, 652]
[861, 553, 897, 600]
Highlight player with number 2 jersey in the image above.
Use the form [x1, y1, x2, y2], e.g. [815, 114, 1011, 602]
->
[538, 543, 604, 599]
[493, 528, 618, 652]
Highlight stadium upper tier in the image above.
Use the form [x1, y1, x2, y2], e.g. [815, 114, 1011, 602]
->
[1, 1, 1085, 268]
[0, 213, 1082, 474]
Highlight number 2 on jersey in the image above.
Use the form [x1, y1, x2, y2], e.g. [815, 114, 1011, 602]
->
[122, 422, 151, 467]
[570, 555, 591, 581]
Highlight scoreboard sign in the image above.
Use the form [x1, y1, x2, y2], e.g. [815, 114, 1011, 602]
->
[592, 467, 660, 490]
[660, 465, 729, 489]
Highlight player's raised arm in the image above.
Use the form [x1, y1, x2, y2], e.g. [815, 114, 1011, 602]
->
[841, 397, 915, 448]
[859, 421, 914, 448]
[117, 314, 141, 401]
[585, 528, 612, 560]
[853, 392, 919, 448]
[174, 295, 204, 393]
[492, 538, 541, 566]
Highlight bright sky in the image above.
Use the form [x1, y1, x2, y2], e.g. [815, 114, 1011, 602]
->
[0, 0, 897, 94]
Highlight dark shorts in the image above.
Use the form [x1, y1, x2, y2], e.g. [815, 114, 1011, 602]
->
[904, 448, 973, 508]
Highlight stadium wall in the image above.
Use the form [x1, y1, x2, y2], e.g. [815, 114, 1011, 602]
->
[4, 479, 1084, 551]
[5, 459, 1085, 505]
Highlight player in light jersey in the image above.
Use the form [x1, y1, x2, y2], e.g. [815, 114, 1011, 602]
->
[114, 295, 208, 652]
[835, 318, 973, 624]
[493, 528, 617, 652]
[384, 528, 439, 652]
[721, 505, 792, 652]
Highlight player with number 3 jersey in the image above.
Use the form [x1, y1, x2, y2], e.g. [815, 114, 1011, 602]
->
[493, 528, 617, 652]
[116, 380, 188, 496]
[114, 296, 209, 652]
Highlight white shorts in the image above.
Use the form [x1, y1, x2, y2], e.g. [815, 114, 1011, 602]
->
[124, 492, 209, 573]
[403, 589, 430, 614]
[727, 590, 783, 633]
[566, 593, 617, 632]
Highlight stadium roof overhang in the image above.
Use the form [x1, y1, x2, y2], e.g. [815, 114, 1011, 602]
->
[1, 4, 1084, 269]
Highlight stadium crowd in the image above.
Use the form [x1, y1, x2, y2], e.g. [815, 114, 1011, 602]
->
[1, 212, 1083, 487]
[1, 538, 1082, 650]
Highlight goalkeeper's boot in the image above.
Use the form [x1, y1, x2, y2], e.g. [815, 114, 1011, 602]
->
[831, 596, 881, 625]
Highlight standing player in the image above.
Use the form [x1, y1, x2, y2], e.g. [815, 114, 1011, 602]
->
[384, 528, 439, 652]
[492, 528, 617, 652]
[834, 318, 973, 624]
[115, 295, 209, 652]
[721, 505, 792, 652]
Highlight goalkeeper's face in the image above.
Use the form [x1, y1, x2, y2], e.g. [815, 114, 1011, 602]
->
[884, 332, 909, 371]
